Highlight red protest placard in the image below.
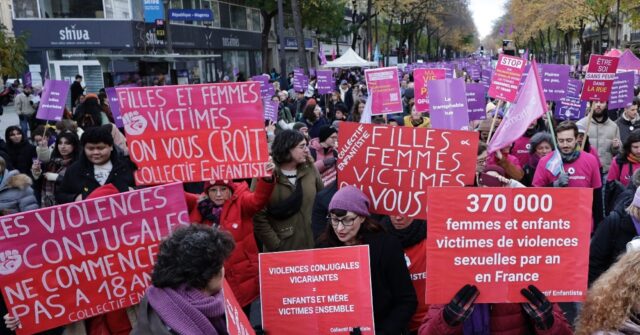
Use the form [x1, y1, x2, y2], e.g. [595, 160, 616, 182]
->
[580, 54, 620, 101]
[426, 187, 592, 304]
[364, 67, 403, 115]
[0, 183, 189, 335]
[336, 122, 478, 220]
[414, 68, 447, 112]
[223, 280, 255, 335]
[488, 54, 527, 102]
[259, 246, 374, 334]
[117, 83, 270, 185]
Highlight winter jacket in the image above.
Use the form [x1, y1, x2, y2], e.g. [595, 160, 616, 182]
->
[403, 116, 431, 128]
[311, 181, 338, 240]
[14, 93, 35, 116]
[578, 114, 621, 173]
[130, 297, 173, 335]
[56, 151, 136, 204]
[308, 138, 337, 187]
[192, 179, 275, 307]
[419, 303, 573, 335]
[0, 170, 38, 215]
[487, 152, 524, 181]
[6, 140, 36, 175]
[615, 114, 640, 144]
[253, 159, 323, 251]
[607, 155, 640, 186]
[62, 308, 137, 335]
[305, 117, 330, 140]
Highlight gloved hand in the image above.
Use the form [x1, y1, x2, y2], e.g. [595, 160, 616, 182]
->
[443, 284, 480, 326]
[323, 157, 337, 168]
[553, 173, 569, 187]
[44, 172, 59, 182]
[521, 285, 554, 330]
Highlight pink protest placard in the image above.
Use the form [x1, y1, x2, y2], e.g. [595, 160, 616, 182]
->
[580, 54, 620, 101]
[364, 67, 403, 115]
[0, 183, 190, 335]
[488, 54, 527, 102]
[414, 68, 447, 112]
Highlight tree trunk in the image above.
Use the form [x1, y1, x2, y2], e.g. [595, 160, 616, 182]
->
[385, 17, 392, 66]
[598, 23, 605, 54]
[260, 10, 276, 73]
[547, 26, 553, 63]
[538, 30, 546, 62]
[578, 19, 588, 65]
[290, 0, 308, 74]
[366, 0, 372, 60]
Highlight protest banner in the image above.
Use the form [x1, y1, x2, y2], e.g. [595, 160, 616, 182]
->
[466, 83, 487, 121]
[488, 54, 527, 102]
[427, 78, 470, 130]
[608, 71, 635, 109]
[223, 280, 256, 335]
[580, 54, 619, 101]
[540, 64, 570, 101]
[263, 98, 279, 123]
[364, 67, 403, 115]
[36, 80, 69, 121]
[117, 82, 270, 185]
[316, 69, 334, 94]
[426, 187, 592, 304]
[554, 79, 588, 121]
[0, 183, 189, 334]
[336, 122, 478, 220]
[259, 246, 374, 334]
[105, 87, 124, 128]
[413, 68, 447, 112]
[250, 75, 274, 99]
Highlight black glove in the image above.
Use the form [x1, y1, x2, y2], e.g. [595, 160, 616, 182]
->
[443, 284, 480, 326]
[553, 173, 569, 187]
[323, 157, 337, 167]
[520, 285, 554, 330]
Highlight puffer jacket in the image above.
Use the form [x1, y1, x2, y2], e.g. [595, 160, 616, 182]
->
[308, 138, 337, 187]
[578, 114, 620, 173]
[0, 170, 38, 214]
[192, 179, 275, 307]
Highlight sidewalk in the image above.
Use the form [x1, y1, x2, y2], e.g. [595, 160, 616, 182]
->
[0, 103, 20, 142]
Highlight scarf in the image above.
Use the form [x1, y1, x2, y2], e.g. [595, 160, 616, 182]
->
[381, 219, 426, 248]
[198, 199, 223, 226]
[146, 285, 227, 335]
[463, 304, 491, 335]
[628, 153, 640, 165]
[561, 151, 580, 164]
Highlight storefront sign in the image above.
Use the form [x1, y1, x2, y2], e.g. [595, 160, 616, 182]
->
[169, 9, 214, 21]
[14, 20, 135, 48]
[283, 37, 313, 50]
[143, 0, 164, 23]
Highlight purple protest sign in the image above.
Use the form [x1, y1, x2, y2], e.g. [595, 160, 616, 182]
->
[466, 83, 487, 121]
[251, 74, 273, 99]
[263, 98, 279, 123]
[541, 64, 570, 101]
[23, 72, 32, 88]
[316, 70, 334, 94]
[105, 87, 124, 128]
[519, 63, 531, 90]
[609, 71, 635, 109]
[468, 65, 481, 81]
[481, 69, 492, 89]
[427, 78, 470, 130]
[293, 68, 305, 92]
[554, 79, 587, 120]
[36, 80, 69, 121]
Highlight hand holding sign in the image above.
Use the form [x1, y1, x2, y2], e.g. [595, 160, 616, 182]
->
[521, 285, 554, 330]
[3, 313, 20, 331]
[443, 284, 479, 326]
[0, 249, 22, 275]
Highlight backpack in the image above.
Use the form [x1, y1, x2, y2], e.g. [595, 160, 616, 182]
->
[604, 155, 633, 215]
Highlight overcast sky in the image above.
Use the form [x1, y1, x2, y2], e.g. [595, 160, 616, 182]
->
[469, 0, 508, 40]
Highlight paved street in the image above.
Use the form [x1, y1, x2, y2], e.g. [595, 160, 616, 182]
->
[0, 103, 20, 141]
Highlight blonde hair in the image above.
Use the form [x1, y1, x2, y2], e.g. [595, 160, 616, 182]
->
[626, 203, 640, 221]
[575, 250, 640, 334]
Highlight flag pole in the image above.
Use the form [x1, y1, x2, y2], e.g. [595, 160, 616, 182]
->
[545, 109, 565, 174]
[487, 99, 504, 142]
[580, 103, 594, 151]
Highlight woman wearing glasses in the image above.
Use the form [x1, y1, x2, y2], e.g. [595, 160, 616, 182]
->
[317, 186, 417, 335]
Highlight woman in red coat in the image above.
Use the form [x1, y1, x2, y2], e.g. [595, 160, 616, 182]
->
[193, 173, 275, 315]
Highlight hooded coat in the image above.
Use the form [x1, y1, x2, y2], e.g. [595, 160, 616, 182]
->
[0, 169, 38, 214]
[577, 113, 621, 173]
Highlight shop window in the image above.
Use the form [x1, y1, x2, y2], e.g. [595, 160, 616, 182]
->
[203, 0, 220, 28]
[223, 50, 250, 81]
[13, 0, 39, 18]
[104, 0, 130, 19]
[248, 8, 261, 32]
[229, 5, 247, 30]
[38, 0, 105, 18]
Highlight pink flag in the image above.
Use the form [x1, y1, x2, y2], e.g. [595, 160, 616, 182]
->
[488, 60, 547, 153]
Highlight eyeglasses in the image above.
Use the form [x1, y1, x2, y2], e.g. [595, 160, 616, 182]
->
[327, 215, 358, 227]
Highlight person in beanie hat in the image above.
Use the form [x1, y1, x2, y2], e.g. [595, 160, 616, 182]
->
[292, 122, 309, 141]
[317, 186, 418, 334]
[521, 132, 553, 186]
[308, 125, 339, 187]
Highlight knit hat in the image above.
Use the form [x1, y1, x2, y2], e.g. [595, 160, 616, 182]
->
[318, 125, 337, 143]
[293, 122, 307, 131]
[204, 180, 231, 193]
[480, 165, 506, 187]
[329, 186, 370, 217]
[633, 187, 640, 208]
[529, 132, 553, 154]
[485, 101, 496, 113]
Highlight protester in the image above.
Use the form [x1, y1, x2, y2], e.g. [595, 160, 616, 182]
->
[576, 240, 640, 334]
[131, 225, 234, 334]
[511, 120, 544, 167]
[325, 89, 343, 121]
[0, 156, 38, 214]
[74, 94, 104, 129]
[577, 124, 603, 169]
[275, 94, 294, 125]
[475, 142, 488, 185]
[403, 102, 431, 128]
[521, 132, 553, 186]
[292, 122, 310, 141]
[14, 85, 35, 136]
[302, 99, 329, 139]
[479, 165, 525, 188]
[486, 145, 524, 181]
[339, 80, 354, 112]
[70, 74, 84, 108]
[253, 130, 323, 251]
[4, 126, 36, 175]
[334, 103, 349, 122]
[309, 125, 338, 187]
[31, 132, 80, 207]
[348, 98, 366, 123]
[615, 97, 640, 144]
[577, 101, 621, 174]
[607, 130, 640, 187]
[317, 186, 417, 334]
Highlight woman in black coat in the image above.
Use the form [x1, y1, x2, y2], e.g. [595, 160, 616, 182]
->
[4, 126, 35, 175]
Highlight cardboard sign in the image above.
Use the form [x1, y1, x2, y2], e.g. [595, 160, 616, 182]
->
[540, 64, 570, 101]
[466, 83, 487, 121]
[364, 67, 403, 115]
[426, 187, 592, 304]
[316, 69, 334, 94]
[336, 122, 478, 220]
[488, 54, 527, 102]
[608, 71, 635, 109]
[223, 280, 256, 335]
[581, 54, 620, 101]
[554, 79, 587, 120]
[0, 183, 189, 334]
[259, 246, 374, 334]
[117, 83, 270, 185]
[414, 68, 447, 112]
[105, 87, 124, 128]
[36, 80, 69, 121]
[427, 78, 470, 130]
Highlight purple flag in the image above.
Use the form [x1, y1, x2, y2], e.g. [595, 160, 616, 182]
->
[105, 87, 123, 128]
[36, 80, 69, 121]
[609, 71, 635, 109]
[541, 64, 570, 101]
[316, 70, 334, 94]
[554, 79, 587, 121]
[488, 61, 547, 153]
[263, 98, 279, 123]
[466, 83, 487, 121]
[427, 78, 470, 130]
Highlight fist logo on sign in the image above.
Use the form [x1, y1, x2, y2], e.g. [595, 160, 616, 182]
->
[123, 111, 148, 136]
[0, 250, 22, 275]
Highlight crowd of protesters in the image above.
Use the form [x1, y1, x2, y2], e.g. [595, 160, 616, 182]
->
[1, 62, 640, 335]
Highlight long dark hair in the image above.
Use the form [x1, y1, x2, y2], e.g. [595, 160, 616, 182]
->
[271, 130, 305, 165]
[51, 131, 80, 161]
[316, 209, 385, 247]
[4, 126, 25, 147]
